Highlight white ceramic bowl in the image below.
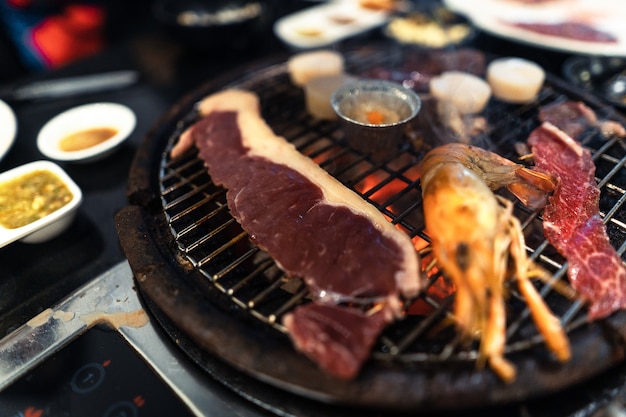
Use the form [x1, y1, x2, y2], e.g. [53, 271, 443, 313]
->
[0, 160, 82, 247]
[0, 99, 17, 162]
[37, 102, 136, 163]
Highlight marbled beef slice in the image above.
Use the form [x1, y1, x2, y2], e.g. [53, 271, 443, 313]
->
[529, 122, 626, 320]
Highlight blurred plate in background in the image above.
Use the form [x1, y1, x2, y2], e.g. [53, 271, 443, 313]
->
[444, 0, 626, 56]
[0, 100, 17, 162]
[274, 0, 392, 50]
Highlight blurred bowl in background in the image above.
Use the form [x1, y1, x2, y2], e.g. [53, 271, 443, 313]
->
[152, 0, 270, 50]
[563, 55, 626, 109]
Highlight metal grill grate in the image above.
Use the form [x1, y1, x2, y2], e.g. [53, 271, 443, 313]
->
[158, 47, 626, 368]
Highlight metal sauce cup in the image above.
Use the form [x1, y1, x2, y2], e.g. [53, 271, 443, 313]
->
[331, 79, 421, 156]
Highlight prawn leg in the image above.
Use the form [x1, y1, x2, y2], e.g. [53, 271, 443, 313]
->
[480, 201, 516, 382]
[504, 198, 571, 363]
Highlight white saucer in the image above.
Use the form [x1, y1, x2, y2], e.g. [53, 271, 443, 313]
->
[274, 0, 391, 50]
[0, 99, 17, 162]
[37, 102, 136, 163]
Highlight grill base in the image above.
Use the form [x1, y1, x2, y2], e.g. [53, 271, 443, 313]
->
[132, 260, 626, 417]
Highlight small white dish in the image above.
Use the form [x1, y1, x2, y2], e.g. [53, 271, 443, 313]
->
[274, 0, 391, 50]
[37, 102, 136, 163]
[0, 99, 17, 162]
[0, 160, 82, 248]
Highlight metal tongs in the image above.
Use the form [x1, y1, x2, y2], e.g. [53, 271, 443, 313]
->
[0, 70, 139, 103]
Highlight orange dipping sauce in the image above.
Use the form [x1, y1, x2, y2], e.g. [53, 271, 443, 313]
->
[59, 127, 118, 152]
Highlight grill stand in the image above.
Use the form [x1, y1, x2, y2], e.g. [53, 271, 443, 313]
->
[1, 253, 626, 417]
[0, 260, 269, 417]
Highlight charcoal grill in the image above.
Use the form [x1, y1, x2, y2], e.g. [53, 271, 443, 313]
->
[115, 44, 626, 413]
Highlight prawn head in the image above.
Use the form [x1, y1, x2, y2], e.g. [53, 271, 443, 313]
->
[420, 143, 556, 209]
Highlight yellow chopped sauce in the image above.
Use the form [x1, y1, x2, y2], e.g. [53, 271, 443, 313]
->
[0, 170, 73, 229]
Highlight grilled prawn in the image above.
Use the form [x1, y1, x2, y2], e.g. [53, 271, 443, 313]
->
[419, 143, 570, 383]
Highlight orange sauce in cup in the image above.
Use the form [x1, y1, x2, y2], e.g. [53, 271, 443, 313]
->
[366, 110, 386, 124]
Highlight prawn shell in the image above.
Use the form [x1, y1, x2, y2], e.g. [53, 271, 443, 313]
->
[422, 162, 500, 336]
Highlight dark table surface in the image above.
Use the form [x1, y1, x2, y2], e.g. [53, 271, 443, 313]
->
[4, 4, 626, 417]
[0, 1, 311, 337]
[0, 0, 594, 339]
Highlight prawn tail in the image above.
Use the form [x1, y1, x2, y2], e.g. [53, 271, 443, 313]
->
[488, 354, 517, 384]
[506, 167, 557, 210]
